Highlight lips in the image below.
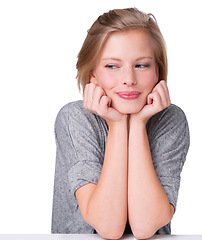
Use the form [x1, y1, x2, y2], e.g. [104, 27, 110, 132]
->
[117, 91, 141, 100]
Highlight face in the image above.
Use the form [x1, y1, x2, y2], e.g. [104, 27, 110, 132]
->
[91, 30, 159, 114]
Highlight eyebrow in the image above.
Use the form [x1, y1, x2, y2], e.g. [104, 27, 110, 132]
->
[101, 58, 122, 62]
[101, 56, 153, 62]
[136, 56, 153, 61]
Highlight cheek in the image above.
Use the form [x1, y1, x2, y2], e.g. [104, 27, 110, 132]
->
[97, 73, 116, 92]
[140, 71, 158, 91]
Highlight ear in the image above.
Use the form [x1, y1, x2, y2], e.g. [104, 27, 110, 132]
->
[90, 72, 98, 84]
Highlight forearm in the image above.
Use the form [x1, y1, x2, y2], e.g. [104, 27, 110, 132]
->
[128, 120, 173, 238]
[85, 120, 128, 237]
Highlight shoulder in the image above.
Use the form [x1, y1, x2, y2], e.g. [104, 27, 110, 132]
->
[148, 104, 187, 127]
[56, 100, 89, 119]
[55, 100, 107, 135]
[56, 100, 93, 125]
[147, 104, 188, 130]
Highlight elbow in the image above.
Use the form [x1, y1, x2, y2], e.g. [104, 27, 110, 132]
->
[129, 219, 159, 239]
[130, 206, 174, 239]
[98, 230, 124, 240]
[131, 227, 155, 240]
[130, 216, 173, 239]
[95, 223, 125, 240]
[82, 205, 127, 239]
[88, 219, 125, 240]
[83, 210, 126, 239]
[130, 219, 166, 239]
[130, 221, 155, 239]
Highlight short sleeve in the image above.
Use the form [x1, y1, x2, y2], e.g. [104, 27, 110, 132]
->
[147, 104, 190, 210]
[54, 101, 105, 195]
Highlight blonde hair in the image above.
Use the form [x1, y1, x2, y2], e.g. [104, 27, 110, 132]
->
[76, 8, 167, 92]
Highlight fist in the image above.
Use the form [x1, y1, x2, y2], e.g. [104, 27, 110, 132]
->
[131, 80, 171, 123]
[83, 83, 126, 124]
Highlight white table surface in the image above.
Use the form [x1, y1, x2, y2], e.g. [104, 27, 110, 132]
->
[0, 235, 201, 240]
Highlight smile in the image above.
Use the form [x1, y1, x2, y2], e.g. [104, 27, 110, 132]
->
[117, 91, 141, 100]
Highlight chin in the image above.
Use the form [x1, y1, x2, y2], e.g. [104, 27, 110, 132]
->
[114, 104, 144, 115]
[111, 95, 147, 115]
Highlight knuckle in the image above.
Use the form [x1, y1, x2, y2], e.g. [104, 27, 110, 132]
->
[95, 86, 104, 95]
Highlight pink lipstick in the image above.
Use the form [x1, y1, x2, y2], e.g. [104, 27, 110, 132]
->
[117, 91, 141, 100]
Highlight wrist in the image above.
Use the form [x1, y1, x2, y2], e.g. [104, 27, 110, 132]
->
[129, 114, 147, 127]
[129, 115, 147, 142]
[107, 114, 128, 131]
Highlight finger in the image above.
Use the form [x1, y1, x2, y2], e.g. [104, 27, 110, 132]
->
[99, 95, 124, 122]
[159, 80, 171, 105]
[98, 95, 111, 116]
[147, 92, 161, 107]
[100, 95, 111, 109]
[88, 82, 97, 101]
[91, 86, 106, 112]
[83, 83, 96, 110]
[159, 81, 171, 106]
[152, 80, 167, 93]
[152, 81, 169, 107]
[147, 93, 154, 105]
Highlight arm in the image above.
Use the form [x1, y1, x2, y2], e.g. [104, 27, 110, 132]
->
[76, 83, 128, 239]
[128, 81, 174, 239]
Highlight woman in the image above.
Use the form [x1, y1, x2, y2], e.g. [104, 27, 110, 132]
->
[52, 8, 190, 239]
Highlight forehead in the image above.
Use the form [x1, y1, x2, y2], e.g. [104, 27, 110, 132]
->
[100, 30, 154, 60]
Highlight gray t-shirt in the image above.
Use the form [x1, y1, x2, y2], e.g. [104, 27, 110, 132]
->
[52, 100, 190, 235]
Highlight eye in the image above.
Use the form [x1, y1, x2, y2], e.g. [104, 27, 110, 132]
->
[135, 64, 150, 69]
[105, 64, 119, 69]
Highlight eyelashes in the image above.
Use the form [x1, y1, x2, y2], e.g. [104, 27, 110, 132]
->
[135, 64, 150, 69]
[105, 64, 150, 70]
[105, 64, 118, 69]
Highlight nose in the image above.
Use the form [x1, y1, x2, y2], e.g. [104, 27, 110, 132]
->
[122, 67, 136, 86]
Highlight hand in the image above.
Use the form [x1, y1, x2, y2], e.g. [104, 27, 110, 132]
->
[131, 80, 171, 124]
[83, 83, 127, 125]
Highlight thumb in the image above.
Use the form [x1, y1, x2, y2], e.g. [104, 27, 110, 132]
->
[147, 93, 154, 105]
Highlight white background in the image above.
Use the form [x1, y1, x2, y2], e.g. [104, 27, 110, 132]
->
[0, 0, 201, 235]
